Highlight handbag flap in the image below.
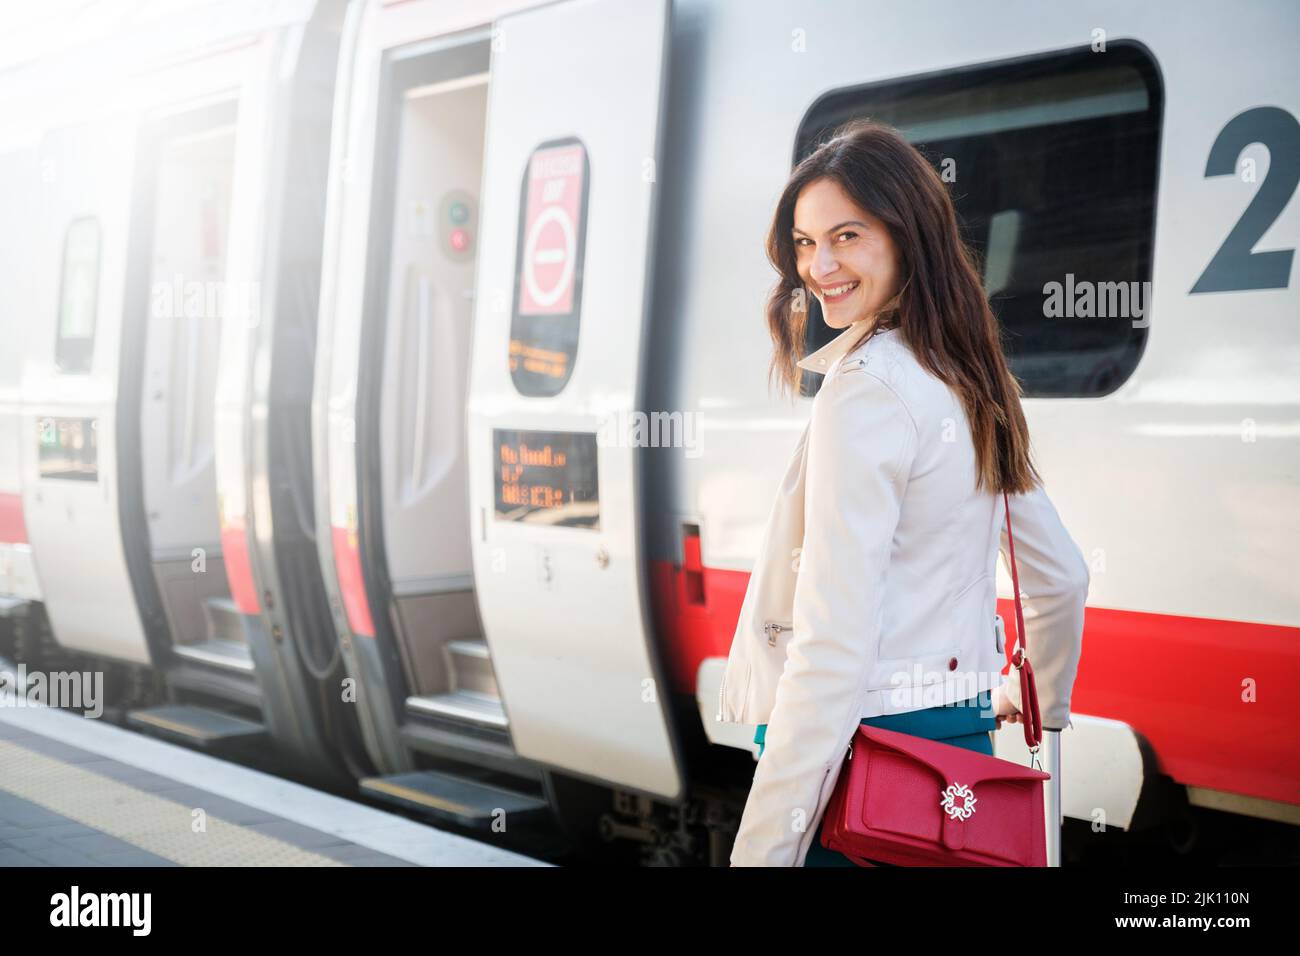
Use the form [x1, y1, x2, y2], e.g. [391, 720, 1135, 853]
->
[854, 724, 1051, 786]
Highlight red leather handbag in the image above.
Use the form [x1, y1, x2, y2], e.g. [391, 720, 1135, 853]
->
[818, 490, 1051, 867]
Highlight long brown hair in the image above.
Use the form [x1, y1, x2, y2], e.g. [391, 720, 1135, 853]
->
[765, 117, 1040, 495]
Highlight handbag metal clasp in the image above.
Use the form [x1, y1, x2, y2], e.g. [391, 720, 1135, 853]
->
[940, 781, 977, 821]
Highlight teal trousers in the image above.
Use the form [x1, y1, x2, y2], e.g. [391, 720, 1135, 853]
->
[753, 691, 997, 866]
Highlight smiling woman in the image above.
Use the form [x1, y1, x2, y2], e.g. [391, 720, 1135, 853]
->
[721, 117, 1088, 867]
[762, 117, 1040, 501]
[791, 184, 901, 333]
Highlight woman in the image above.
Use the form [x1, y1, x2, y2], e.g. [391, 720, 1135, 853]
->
[719, 119, 1089, 867]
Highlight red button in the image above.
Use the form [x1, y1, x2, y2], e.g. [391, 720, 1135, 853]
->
[948, 657, 958, 671]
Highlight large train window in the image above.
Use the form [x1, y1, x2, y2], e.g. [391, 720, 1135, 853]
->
[55, 217, 101, 373]
[796, 42, 1162, 398]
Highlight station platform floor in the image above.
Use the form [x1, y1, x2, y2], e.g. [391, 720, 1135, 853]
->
[0, 696, 548, 867]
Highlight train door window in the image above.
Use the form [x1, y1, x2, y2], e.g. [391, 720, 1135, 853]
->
[507, 137, 590, 396]
[55, 217, 101, 373]
[795, 42, 1162, 397]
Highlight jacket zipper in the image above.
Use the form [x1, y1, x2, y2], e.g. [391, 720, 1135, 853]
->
[796, 763, 836, 862]
[763, 622, 791, 646]
[802, 729, 860, 860]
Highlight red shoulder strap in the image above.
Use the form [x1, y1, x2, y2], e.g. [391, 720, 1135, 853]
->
[1003, 491, 1043, 751]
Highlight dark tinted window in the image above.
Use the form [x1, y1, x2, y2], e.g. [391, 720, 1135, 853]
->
[796, 43, 1162, 397]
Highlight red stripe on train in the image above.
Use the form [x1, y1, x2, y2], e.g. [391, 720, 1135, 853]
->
[0, 492, 28, 544]
[331, 525, 375, 637]
[648, 558, 1300, 809]
[220, 519, 261, 615]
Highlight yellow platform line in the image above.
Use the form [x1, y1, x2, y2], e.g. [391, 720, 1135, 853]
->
[127, 712, 232, 742]
[361, 778, 480, 817]
[0, 740, 346, 866]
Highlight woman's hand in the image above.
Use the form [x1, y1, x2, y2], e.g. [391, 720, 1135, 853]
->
[992, 683, 1022, 728]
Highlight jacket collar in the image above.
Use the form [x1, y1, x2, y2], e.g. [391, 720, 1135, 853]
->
[796, 318, 886, 373]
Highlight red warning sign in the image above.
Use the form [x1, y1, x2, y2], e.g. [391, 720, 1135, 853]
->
[519, 142, 586, 315]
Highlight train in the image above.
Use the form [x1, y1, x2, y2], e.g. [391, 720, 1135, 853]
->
[1, 0, 1297, 865]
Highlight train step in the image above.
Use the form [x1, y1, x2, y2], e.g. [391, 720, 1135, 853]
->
[444, 639, 499, 697]
[126, 704, 267, 751]
[172, 637, 255, 674]
[358, 770, 551, 829]
[406, 690, 508, 729]
[203, 595, 250, 646]
[170, 596, 254, 675]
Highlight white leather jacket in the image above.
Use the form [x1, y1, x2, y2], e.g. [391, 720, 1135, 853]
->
[717, 320, 1089, 866]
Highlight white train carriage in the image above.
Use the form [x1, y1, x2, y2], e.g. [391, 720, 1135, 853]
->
[0, 0, 369, 782]
[655, 0, 1299, 843]
[1, 0, 1294, 865]
[314, 0, 1298, 860]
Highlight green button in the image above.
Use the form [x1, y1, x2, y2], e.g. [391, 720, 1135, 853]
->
[449, 202, 468, 224]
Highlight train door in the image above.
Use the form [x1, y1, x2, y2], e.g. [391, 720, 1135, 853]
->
[12, 2, 357, 783]
[312, 0, 679, 834]
[203, 6, 367, 781]
[318, 18, 554, 818]
[134, 104, 239, 681]
[0, 143, 42, 621]
[19, 120, 156, 668]
[117, 95, 297, 757]
[465, 0, 682, 800]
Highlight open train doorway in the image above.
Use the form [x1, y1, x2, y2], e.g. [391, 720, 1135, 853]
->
[316, 0, 680, 845]
[374, 69, 490, 739]
[315, 25, 553, 823]
[135, 105, 242, 685]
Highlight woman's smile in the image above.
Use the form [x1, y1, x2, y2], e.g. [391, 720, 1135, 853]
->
[820, 279, 859, 304]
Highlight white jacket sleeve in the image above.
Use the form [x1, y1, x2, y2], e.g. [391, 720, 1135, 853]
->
[998, 477, 1090, 732]
[730, 366, 917, 867]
